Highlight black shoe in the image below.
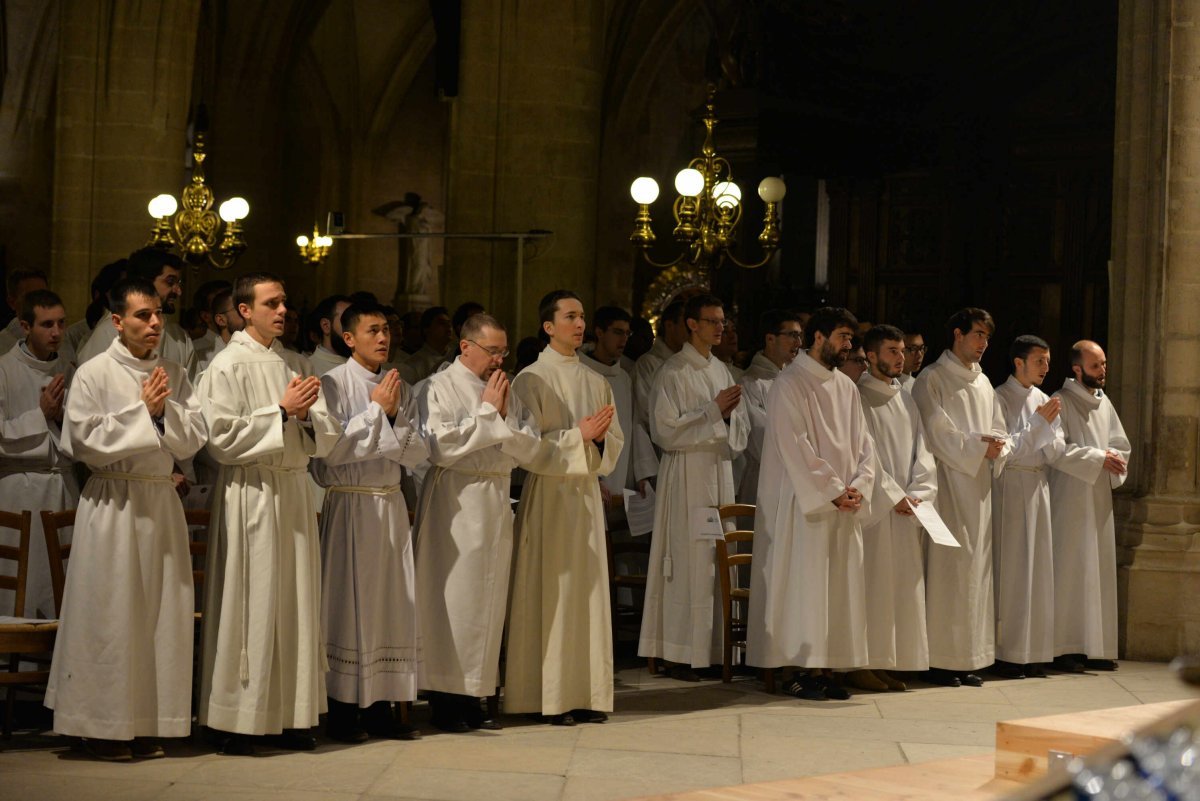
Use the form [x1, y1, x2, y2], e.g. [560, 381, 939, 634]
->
[362, 701, 421, 740]
[267, 729, 317, 751]
[570, 709, 609, 723]
[668, 665, 702, 682]
[1052, 654, 1086, 673]
[960, 672, 984, 687]
[781, 678, 826, 701]
[219, 733, 258, 756]
[461, 697, 502, 730]
[548, 713, 576, 726]
[1025, 663, 1048, 678]
[991, 660, 1025, 679]
[926, 668, 961, 687]
[431, 716, 471, 733]
[814, 675, 850, 700]
[327, 721, 369, 743]
[1085, 658, 1118, 671]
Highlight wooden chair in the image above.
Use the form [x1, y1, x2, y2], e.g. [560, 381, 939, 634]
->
[184, 509, 210, 621]
[39, 510, 75, 617]
[1, 510, 58, 736]
[714, 503, 773, 692]
[604, 527, 655, 674]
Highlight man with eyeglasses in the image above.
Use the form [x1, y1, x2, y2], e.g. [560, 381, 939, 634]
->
[639, 293, 749, 681]
[912, 307, 1009, 688]
[838, 336, 869, 383]
[900, 332, 927, 392]
[736, 309, 804, 504]
[194, 287, 246, 375]
[415, 312, 540, 732]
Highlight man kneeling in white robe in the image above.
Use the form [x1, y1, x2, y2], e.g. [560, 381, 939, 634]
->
[312, 302, 429, 742]
[197, 273, 341, 755]
[45, 278, 207, 761]
[747, 307, 875, 700]
[993, 335, 1065, 679]
[416, 313, 540, 732]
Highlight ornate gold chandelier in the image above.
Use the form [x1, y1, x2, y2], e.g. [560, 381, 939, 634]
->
[296, 225, 334, 265]
[146, 114, 249, 270]
[629, 91, 785, 270]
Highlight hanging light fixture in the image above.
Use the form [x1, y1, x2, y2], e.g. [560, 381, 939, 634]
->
[296, 224, 334, 265]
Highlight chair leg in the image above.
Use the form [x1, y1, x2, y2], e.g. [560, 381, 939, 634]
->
[487, 692, 500, 719]
[647, 657, 657, 675]
[763, 668, 775, 694]
[397, 700, 410, 725]
[3, 685, 15, 738]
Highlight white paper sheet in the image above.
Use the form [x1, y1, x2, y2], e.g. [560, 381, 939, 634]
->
[905, 498, 960, 547]
[690, 506, 726, 541]
[622, 485, 657, 537]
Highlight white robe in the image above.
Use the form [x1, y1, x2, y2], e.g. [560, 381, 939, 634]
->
[195, 332, 227, 376]
[44, 338, 207, 739]
[78, 313, 195, 376]
[196, 330, 341, 734]
[64, 319, 93, 361]
[638, 343, 749, 667]
[857, 372, 937, 671]
[414, 358, 540, 696]
[911, 350, 1009, 670]
[0, 343, 78, 618]
[579, 351, 643, 493]
[504, 346, 624, 714]
[993, 376, 1065, 663]
[747, 352, 875, 668]
[898, 373, 915, 393]
[311, 358, 429, 705]
[631, 338, 674, 481]
[307, 344, 344, 377]
[1049, 379, 1131, 659]
[402, 344, 448, 385]
[736, 351, 780, 504]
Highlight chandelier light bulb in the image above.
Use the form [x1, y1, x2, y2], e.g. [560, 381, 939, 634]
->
[316, 236, 333, 248]
[219, 197, 250, 222]
[674, 168, 705, 197]
[630, 177, 660, 204]
[296, 235, 309, 247]
[713, 181, 742, 208]
[148, 194, 178, 219]
[757, 176, 787, 203]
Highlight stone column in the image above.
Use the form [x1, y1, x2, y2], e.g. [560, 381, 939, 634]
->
[1110, 0, 1200, 660]
[444, 0, 605, 336]
[51, 0, 200, 315]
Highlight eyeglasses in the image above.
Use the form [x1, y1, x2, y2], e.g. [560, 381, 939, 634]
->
[217, 307, 241, 318]
[606, 328, 632, 338]
[466, 339, 509, 359]
[698, 317, 727, 327]
[905, 345, 928, 354]
[847, 357, 869, 365]
[773, 331, 803, 340]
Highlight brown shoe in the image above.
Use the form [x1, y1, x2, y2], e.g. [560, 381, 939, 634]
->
[874, 670, 907, 691]
[130, 738, 165, 759]
[84, 738, 133, 762]
[844, 669, 888, 692]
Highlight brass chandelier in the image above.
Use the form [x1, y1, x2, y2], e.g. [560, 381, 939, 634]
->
[629, 91, 785, 270]
[146, 114, 249, 270]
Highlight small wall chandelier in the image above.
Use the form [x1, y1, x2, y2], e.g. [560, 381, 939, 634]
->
[146, 109, 249, 270]
[296, 224, 334, 265]
[629, 89, 785, 270]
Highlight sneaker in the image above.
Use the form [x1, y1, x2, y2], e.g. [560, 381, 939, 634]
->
[84, 739, 133, 762]
[782, 678, 826, 701]
[814, 675, 851, 700]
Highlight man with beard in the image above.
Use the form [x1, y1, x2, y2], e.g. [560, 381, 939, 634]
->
[638, 294, 749, 680]
[1049, 341, 1130, 672]
[992, 335, 1065, 679]
[78, 249, 194, 374]
[737, 309, 803, 504]
[853, 324, 937, 692]
[306, 295, 353, 376]
[194, 287, 246, 374]
[912, 308, 1009, 687]
[747, 307, 875, 700]
[899, 332, 927, 392]
[191, 280, 232, 375]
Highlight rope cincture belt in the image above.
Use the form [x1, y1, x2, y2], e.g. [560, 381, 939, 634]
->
[1005, 464, 1045, 474]
[91, 470, 174, 483]
[328, 484, 401, 496]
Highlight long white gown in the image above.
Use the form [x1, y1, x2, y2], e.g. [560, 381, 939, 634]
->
[911, 350, 1009, 671]
[0, 342, 78, 618]
[631, 338, 674, 482]
[1049, 378, 1131, 659]
[857, 372, 937, 671]
[747, 352, 875, 669]
[638, 342, 749, 668]
[44, 338, 207, 740]
[311, 358, 429, 706]
[196, 330, 341, 734]
[736, 351, 780, 504]
[414, 358, 540, 697]
[993, 376, 1065, 664]
[504, 346, 624, 715]
[579, 351, 643, 493]
[307, 345, 344, 377]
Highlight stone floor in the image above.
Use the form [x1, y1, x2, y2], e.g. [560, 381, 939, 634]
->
[0, 660, 1195, 801]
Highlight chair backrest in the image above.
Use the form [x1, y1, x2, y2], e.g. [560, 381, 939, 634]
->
[714, 503, 756, 609]
[39, 510, 74, 617]
[0, 510, 33, 617]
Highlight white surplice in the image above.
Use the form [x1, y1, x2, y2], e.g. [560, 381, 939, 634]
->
[64, 319, 93, 361]
[736, 351, 781, 504]
[504, 346, 624, 715]
[414, 358, 540, 697]
[993, 376, 1065, 664]
[1049, 379, 1131, 659]
[638, 343, 749, 668]
[631, 338, 674, 481]
[857, 372, 937, 671]
[196, 330, 341, 734]
[579, 351, 640, 493]
[747, 352, 875, 668]
[402, 344, 449, 385]
[311, 358, 429, 706]
[0, 343, 78, 618]
[44, 338, 207, 740]
[911, 350, 1009, 671]
[307, 345, 344, 377]
[78, 313, 196, 376]
[898, 373, 915, 393]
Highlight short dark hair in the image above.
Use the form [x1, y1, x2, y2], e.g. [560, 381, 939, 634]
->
[126, 247, 184, 283]
[452, 301, 486, 332]
[193, 280, 231, 315]
[537, 290, 580, 327]
[341, 302, 389, 334]
[759, 309, 804, 345]
[461, 312, 505, 342]
[348, 290, 378, 306]
[656, 299, 686, 337]
[210, 287, 235, 317]
[863, 323, 905, 353]
[593, 305, 632, 332]
[805, 307, 859, 343]
[234, 272, 284, 310]
[314, 294, 352, 324]
[945, 307, 995, 347]
[20, 289, 64, 325]
[6, 268, 47, 297]
[420, 305, 450, 332]
[1010, 334, 1050, 368]
[110, 277, 160, 315]
[683, 293, 723, 324]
